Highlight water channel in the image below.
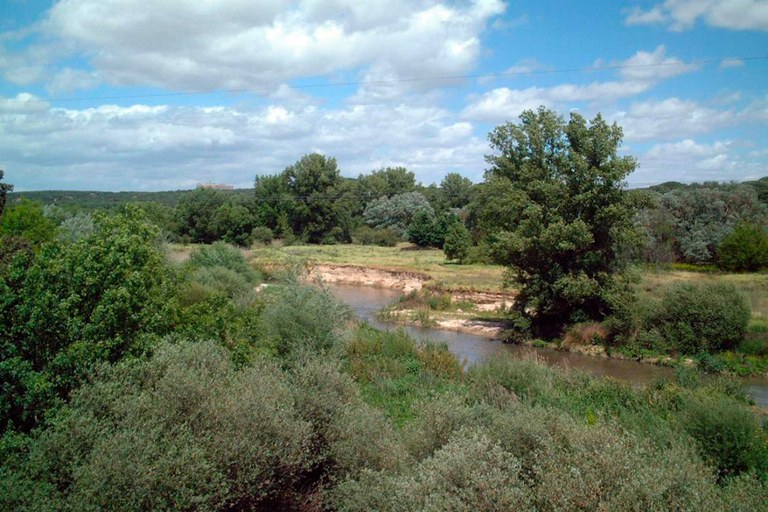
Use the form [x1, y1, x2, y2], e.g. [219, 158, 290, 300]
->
[327, 283, 768, 409]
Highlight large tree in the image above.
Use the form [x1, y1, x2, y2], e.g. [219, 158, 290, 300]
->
[485, 107, 638, 337]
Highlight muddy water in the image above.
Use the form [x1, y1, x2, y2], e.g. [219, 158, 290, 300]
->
[328, 283, 768, 408]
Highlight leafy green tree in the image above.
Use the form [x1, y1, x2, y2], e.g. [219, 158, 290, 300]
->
[363, 191, 433, 237]
[0, 206, 176, 432]
[717, 223, 768, 272]
[284, 153, 345, 243]
[0, 168, 11, 218]
[358, 166, 416, 201]
[486, 107, 638, 337]
[440, 172, 473, 209]
[254, 173, 296, 234]
[443, 222, 472, 263]
[0, 199, 57, 245]
[174, 187, 228, 243]
[408, 211, 460, 248]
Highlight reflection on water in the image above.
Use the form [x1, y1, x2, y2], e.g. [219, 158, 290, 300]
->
[328, 283, 768, 408]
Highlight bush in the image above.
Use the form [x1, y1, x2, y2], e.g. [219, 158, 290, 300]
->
[249, 226, 274, 245]
[647, 283, 750, 354]
[259, 283, 350, 359]
[681, 394, 768, 479]
[187, 241, 255, 281]
[351, 225, 400, 247]
[717, 223, 768, 272]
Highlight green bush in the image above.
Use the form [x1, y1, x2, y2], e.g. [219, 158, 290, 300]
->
[717, 223, 768, 272]
[351, 225, 400, 247]
[259, 283, 350, 359]
[188, 265, 252, 299]
[646, 282, 750, 354]
[249, 225, 274, 245]
[681, 394, 768, 480]
[187, 241, 255, 281]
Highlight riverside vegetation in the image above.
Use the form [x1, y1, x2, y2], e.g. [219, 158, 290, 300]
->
[2, 106, 768, 508]
[0, 207, 767, 510]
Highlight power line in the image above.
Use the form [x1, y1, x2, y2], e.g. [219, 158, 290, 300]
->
[6, 55, 766, 105]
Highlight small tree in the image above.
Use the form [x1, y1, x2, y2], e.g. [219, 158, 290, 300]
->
[717, 223, 768, 272]
[485, 107, 638, 337]
[0, 199, 57, 244]
[443, 223, 472, 263]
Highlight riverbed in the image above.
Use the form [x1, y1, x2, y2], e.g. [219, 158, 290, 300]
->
[327, 283, 768, 409]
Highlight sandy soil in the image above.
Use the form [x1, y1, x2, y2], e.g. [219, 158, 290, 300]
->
[307, 263, 431, 293]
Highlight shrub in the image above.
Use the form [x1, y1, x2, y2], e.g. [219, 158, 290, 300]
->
[717, 223, 768, 272]
[187, 241, 255, 281]
[648, 282, 750, 354]
[259, 283, 350, 359]
[249, 225, 274, 245]
[351, 225, 400, 247]
[680, 394, 768, 479]
[188, 265, 252, 299]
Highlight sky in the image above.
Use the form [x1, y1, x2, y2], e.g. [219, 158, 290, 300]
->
[0, 0, 767, 191]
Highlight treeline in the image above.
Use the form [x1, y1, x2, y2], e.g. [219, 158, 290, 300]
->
[0, 202, 766, 509]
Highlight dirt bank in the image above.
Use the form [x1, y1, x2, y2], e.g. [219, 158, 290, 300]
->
[307, 264, 431, 293]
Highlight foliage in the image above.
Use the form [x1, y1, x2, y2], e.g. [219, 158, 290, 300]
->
[0, 206, 176, 432]
[439, 172, 474, 209]
[680, 394, 768, 480]
[638, 184, 767, 264]
[0, 199, 57, 245]
[284, 153, 346, 243]
[174, 187, 229, 243]
[363, 191, 433, 237]
[249, 225, 274, 245]
[357, 166, 416, 201]
[406, 210, 439, 247]
[717, 223, 768, 272]
[187, 241, 255, 281]
[351, 225, 400, 247]
[443, 222, 472, 263]
[0, 168, 11, 218]
[56, 212, 95, 243]
[259, 282, 350, 359]
[643, 282, 750, 354]
[484, 107, 639, 336]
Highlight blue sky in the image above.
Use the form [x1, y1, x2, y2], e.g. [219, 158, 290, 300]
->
[1, 0, 767, 191]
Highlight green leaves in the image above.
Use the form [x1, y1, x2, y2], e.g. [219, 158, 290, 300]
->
[484, 107, 638, 335]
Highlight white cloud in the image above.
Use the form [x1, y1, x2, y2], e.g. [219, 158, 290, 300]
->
[462, 46, 695, 122]
[0, 94, 488, 191]
[610, 98, 737, 141]
[625, 0, 768, 31]
[33, 0, 504, 92]
[45, 67, 101, 95]
[629, 138, 756, 185]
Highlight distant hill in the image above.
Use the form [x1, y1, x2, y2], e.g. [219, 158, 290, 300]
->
[7, 188, 254, 211]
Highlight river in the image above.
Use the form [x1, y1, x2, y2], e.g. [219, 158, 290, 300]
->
[327, 283, 768, 409]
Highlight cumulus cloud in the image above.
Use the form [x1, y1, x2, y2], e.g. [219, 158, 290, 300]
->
[30, 0, 504, 92]
[609, 98, 737, 141]
[462, 46, 695, 122]
[1, 95, 488, 191]
[630, 138, 754, 185]
[625, 0, 768, 31]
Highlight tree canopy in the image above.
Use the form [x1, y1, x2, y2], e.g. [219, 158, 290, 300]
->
[485, 107, 638, 337]
[0, 169, 13, 218]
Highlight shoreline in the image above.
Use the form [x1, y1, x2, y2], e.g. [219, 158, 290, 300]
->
[306, 262, 760, 376]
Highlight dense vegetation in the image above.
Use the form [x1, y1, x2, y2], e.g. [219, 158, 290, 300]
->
[2, 161, 768, 509]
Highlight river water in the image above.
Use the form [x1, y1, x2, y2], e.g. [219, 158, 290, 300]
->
[327, 283, 768, 409]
